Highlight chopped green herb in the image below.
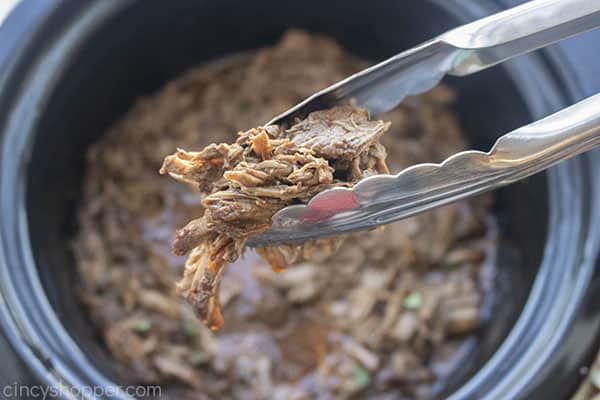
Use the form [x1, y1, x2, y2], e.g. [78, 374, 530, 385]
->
[404, 291, 422, 310]
[133, 319, 151, 333]
[353, 366, 371, 388]
[190, 351, 208, 366]
[183, 318, 200, 337]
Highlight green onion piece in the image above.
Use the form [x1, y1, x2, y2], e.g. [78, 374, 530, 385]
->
[133, 319, 151, 333]
[403, 291, 422, 310]
[353, 366, 371, 388]
[183, 318, 200, 337]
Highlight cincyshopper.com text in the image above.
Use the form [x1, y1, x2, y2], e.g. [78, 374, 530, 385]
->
[2, 382, 162, 398]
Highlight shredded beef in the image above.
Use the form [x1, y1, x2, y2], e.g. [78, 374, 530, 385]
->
[160, 105, 390, 329]
[73, 30, 498, 399]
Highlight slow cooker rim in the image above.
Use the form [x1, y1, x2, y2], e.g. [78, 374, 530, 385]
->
[0, 1, 138, 398]
[436, 2, 600, 399]
[0, 1, 598, 399]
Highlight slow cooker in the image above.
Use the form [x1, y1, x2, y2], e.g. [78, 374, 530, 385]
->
[1, 1, 600, 399]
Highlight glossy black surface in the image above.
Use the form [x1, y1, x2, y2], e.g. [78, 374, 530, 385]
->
[0, 1, 598, 399]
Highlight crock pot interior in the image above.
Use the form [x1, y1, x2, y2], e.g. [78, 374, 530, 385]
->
[25, 0, 547, 396]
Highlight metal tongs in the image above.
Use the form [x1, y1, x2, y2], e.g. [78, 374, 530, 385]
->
[249, 0, 600, 247]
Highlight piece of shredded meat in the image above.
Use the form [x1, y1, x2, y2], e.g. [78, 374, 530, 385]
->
[160, 105, 390, 329]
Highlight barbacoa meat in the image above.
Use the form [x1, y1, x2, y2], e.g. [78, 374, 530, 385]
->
[73, 30, 498, 399]
[160, 105, 390, 329]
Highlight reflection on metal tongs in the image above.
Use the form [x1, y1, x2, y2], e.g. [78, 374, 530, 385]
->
[248, 0, 600, 247]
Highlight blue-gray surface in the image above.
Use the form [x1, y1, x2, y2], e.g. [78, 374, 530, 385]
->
[0, 332, 37, 399]
[502, 0, 600, 98]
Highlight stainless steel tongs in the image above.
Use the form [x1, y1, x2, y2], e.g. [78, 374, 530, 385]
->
[248, 0, 600, 247]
